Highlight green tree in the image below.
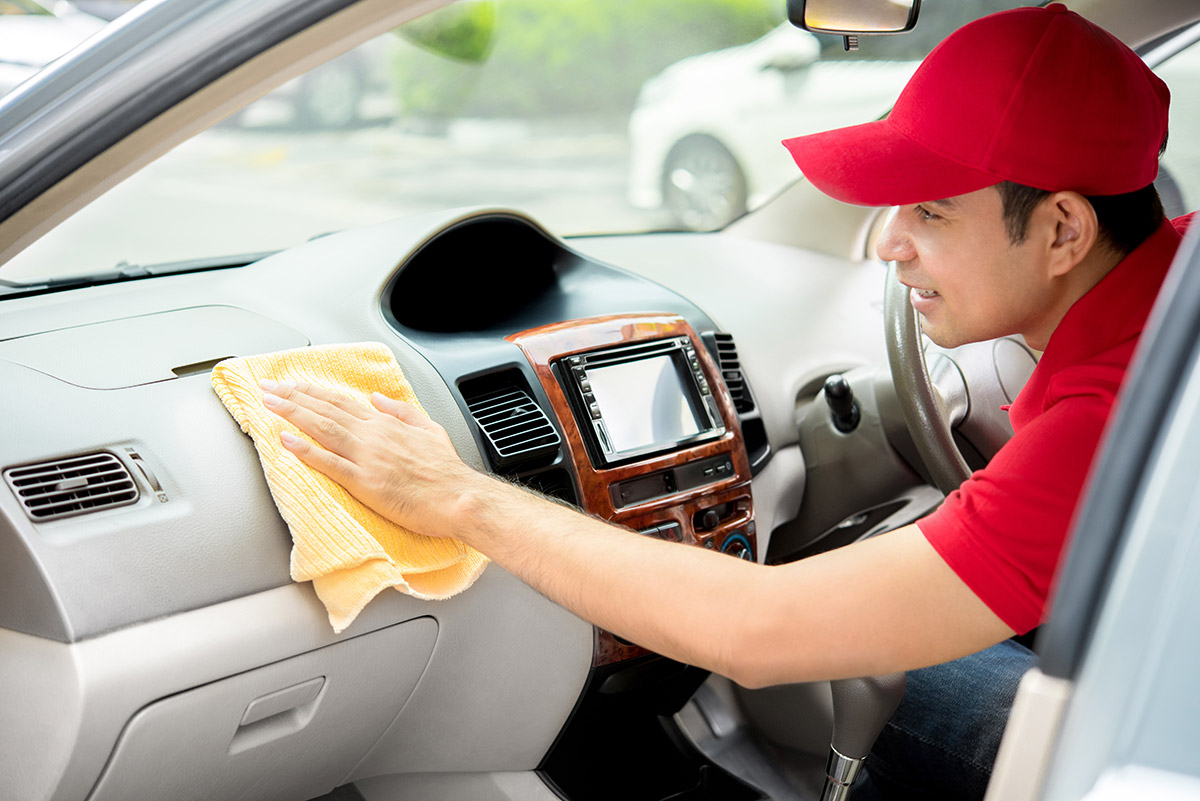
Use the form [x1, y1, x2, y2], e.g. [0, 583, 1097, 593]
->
[392, 0, 782, 119]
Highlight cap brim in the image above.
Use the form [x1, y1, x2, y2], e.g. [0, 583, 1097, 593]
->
[783, 118, 1005, 207]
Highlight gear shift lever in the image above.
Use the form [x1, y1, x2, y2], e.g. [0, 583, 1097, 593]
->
[820, 673, 907, 801]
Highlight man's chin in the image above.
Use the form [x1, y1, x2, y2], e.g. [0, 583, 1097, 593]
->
[921, 323, 1015, 350]
[917, 317, 965, 349]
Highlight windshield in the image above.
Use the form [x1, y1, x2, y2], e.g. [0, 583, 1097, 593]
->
[1, 0, 1031, 284]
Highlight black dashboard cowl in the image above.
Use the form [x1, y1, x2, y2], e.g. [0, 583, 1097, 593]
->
[386, 214, 560, 334]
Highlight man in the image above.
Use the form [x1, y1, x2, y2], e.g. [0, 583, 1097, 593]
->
[258, 5, 1182, 798]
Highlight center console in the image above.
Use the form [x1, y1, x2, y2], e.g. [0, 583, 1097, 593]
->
[508, 313, 757, 666]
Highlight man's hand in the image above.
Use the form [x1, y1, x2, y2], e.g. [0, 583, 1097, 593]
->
[258, 379, 1015, 686]
[259, 378, 483, 539]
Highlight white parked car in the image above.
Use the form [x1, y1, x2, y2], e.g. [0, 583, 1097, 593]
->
[627, 24, 918, 230]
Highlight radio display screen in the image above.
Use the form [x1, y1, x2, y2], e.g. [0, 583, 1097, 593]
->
[586, 354, 702, 454]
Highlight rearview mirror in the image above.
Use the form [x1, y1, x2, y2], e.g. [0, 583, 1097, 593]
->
[787, 0, 921, 36]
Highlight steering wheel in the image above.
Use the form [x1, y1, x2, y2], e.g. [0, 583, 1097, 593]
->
[883, 261, 973, 495]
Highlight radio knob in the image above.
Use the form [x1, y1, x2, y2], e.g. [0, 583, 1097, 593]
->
[720, 531, 754, 561]
[700, 509, 720, 530]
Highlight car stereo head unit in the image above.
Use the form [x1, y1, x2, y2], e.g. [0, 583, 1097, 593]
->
[555, 337, 725, 468]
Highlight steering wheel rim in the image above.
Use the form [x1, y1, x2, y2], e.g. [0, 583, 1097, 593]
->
[883, 261, 973, 495]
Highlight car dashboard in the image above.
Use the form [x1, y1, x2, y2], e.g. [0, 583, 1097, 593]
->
[0, 206, 901, 801]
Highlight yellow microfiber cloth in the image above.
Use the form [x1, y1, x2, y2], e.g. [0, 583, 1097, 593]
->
[211, 342, 488, 633]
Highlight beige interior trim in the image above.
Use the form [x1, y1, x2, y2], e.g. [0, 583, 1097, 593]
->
[1069, 0, 1200, 49]
[985, 667, 1074, 801]
[725, 177, 882, 260]
[0, 0, 454, 271]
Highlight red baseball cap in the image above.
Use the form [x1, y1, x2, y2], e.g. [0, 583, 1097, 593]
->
[783, 3, 1170, 206]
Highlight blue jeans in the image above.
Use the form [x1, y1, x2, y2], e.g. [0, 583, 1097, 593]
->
[852, 639, 1037, 801]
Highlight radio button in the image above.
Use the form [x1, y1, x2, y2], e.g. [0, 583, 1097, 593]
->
[588, 402, 602, 419]
[657, 522, 683, 542]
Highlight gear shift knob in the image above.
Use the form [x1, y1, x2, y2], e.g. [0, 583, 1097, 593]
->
[821, 673, 907, 801]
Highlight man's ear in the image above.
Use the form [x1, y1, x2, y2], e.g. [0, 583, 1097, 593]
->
[1042, 191, 1099, 277]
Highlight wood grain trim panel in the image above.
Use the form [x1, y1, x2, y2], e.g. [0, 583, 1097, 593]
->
[507, 314, 757, 666]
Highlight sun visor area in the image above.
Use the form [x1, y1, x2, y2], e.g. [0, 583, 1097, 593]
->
[0, 305, 308, 389]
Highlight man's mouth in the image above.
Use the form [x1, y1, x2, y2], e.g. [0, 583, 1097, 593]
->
[912, 288, 940, 299]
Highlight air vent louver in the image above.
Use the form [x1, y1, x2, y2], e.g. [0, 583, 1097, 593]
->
[4, 452, 139, 521]
[711, 333, 754, 413]
[465, 385, 562, 470]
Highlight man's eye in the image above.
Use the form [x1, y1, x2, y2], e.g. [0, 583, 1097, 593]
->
[914, 205, 940, 222]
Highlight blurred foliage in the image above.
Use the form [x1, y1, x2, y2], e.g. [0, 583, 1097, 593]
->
[399, 1, 496, 63]
[391, 0, 783, 119]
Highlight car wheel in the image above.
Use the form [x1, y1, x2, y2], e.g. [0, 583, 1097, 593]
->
[662, 136, 747, 231]
[295, 58, 366, 130]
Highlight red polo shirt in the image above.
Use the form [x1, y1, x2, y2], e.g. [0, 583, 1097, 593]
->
[918, 216, 1187, 633]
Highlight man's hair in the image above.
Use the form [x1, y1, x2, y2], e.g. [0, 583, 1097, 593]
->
[995, 137, 1169, 256]
[996, 182, 1165, 256]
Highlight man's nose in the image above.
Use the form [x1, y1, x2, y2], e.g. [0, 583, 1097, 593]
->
[875, 211, 914, 263]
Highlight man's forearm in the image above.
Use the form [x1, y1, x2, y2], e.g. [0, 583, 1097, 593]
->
[450, 471, 764, 682]
[448, 470, 1015, 688]
[260, 380, 1014, 687]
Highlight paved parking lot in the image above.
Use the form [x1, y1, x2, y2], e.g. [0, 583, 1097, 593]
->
[4, 119, 678, 283]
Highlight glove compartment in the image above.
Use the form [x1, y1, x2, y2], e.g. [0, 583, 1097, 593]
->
[85, 617, 437, 801]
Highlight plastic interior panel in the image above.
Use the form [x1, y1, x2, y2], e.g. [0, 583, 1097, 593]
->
[571, 232, 891, 454]
[0, 305, 308, 389]
[86, 618, 437, 801]
[0, 569, 593, 801]
[0, 214, 490, 642]
[357, 771, 568, 801]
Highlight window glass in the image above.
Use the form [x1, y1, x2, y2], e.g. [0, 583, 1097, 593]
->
[0, 1, 52, 16]
[1151, 27, 1200, 217]
[2, 0, 1031, 283]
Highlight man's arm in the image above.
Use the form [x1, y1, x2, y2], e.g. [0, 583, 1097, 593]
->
[261, 379, 1014, 687]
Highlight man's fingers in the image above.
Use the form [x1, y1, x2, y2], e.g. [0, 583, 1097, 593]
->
[262, 391, 360, 455]
[261, 378, 373, 421]
[279, 430, 358, 483]
[371, 393, 439, 430]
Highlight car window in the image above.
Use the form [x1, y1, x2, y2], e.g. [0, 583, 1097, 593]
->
[0, 0, 52, 15]
[1150, 27, 1200, 217]
[0, 0, 1032, 284]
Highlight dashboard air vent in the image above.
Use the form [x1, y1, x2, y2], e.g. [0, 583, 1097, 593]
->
[465, 385, 562, 470]
[4, 452, 139, 521]
[710, 333, 754, 413]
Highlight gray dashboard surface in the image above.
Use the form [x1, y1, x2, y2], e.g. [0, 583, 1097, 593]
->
[574, 232, 890, 452]
[0, 207, 889, 801]
[0, 208, 744, 643]
[0, 304, 308, 388]
[0, 209, 890, 643]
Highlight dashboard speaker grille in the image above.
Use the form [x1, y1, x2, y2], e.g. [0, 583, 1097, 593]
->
[4, 452, 139, 521]
[465, 386, 562, 469]
[711, 333, 754, 413]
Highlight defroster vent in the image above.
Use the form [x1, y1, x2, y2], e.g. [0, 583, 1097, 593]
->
[465, 384, 561, 470]
[4, 452, 139, 521]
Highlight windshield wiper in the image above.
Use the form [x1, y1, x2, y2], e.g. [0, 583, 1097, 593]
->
[0, 251, 278, 300]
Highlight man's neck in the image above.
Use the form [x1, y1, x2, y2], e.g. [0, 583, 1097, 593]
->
[1023, 243, 1124, 351]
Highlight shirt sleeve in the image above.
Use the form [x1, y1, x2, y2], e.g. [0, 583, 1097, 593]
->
[917, 393, 1112, 633]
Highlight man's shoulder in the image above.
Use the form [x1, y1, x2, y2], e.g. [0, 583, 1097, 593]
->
[1045, 343, 1136, 408]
